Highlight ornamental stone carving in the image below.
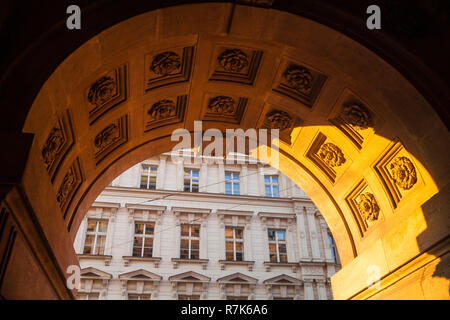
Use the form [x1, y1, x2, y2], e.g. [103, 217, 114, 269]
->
[150, 51, 181, 76]
[389, 156, 417, 190]
[56, 169, 76, 207]
[282, 65, 314, 95]
[148, 99, 176, 121]
[264, 110, 293, 130]
[318, 143, 346, 168]
[42, 127, 65, 169]
[218, 49, 249, 73]
[88, 76, 117, 107]
[340, 104, 372, 130]
[94, 123, 120, 150]
[207, 96, 235, 115]
[356, 193, 380, 222]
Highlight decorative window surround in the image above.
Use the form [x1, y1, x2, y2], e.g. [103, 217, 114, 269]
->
[171, 258, 209, 270]
[77, 253, 113, 266]
[77, 202, 119, 261]
[172, 207, 211, 262]
[263, 261, 299, 273]
[119, 269, 162, 299]
[79, 267, 112, 300]
[258, 212, 297, 263]
[125, 203, 166, 264]
[217, 272, 258, 300]
[217, 209, 254, 263]
[169, 271, 210, 300]
[263, 274, 302, 300]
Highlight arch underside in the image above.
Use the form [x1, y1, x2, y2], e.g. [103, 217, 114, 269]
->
[9, 3, 449, 300]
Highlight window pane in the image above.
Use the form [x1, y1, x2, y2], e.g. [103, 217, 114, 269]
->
[225, 182, 232, 194]
[269, 254, 277, 262]
[135, 223, 144, 234]
[190, 250, 199, 259]
[145, 223, 154, 235]
[269, 243, 277, 253]
[225, 172, 231, 180]
[226, 251, 234, 261]
[235, 228, 243, 239]
[234, 183, 240, 195]
[264, 176, 270, 183]
[192, 225, 200, 237]
[265, 185, 272, 197]
[236, 252, 243, 261]
[98, 220, 108, 233]
[180, 239, 189, 249]
[279, 244, 287, 254]
[268, 230, 275, 240]
[272, 176, 278, 183]
[279, 254, 287, 263]
[143, 246, 152, 257]
[180, 249, 189, 259]
[272, 185, 279, 197]
[87, 220, 97, 232]
[140, 175, 149, 188]
[191, 240, 199, 250]
[235, 242, 243, 251]
[181, 225, 190, 237]
[225, 228, 233, 239]
[226, 242, 234, 251]
[192, 170, 199, 178]
[276, 231, 285, 241]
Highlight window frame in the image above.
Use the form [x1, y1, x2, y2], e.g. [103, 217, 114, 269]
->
[264, 175, 280, 197]
[225, 226, 244, 261]
[225, 171, 240, 195]
[83, 219, 108, 255]
[180, 224, 201, 259]
[132, 222, 155, 258]
[140, 164, 158, 190]
[183, 168, 200, 193]
[267, 229, 287, 263]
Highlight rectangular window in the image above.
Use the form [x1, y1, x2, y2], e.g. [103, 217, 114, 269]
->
[184, 169, 199, 192]
[328, 233, 338, 263]
[268, 229, 287, 263]
[225, 226, 244, 261]
[83, 219, 108, 255]
[180, 224, 200, 259]
[264, 175, 280, 197]
[78, 293, 100, 300]
[132, 222, 155, 257]
[225, 172, 240, 195]
[140, 165, 158, 189]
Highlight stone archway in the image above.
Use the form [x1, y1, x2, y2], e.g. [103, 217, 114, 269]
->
[0, 3, 448, 300]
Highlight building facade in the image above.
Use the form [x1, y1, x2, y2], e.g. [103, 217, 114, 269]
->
[73, 152, 340, 300]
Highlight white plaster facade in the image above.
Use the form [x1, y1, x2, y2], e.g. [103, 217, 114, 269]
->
[73, 152, 340, 300]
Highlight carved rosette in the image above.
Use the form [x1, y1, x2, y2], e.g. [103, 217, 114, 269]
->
[340, 104, 372, 130]
[42, 127, 65, 170]
[282, 66, 314, 95]
[94, 123, 120, 150]
[356, 193, 380, 222]
[88, 76, 117, 107]
[148, 99, 176, 121]
[389, 157, 417, 190]
[217, 49, 248, 73]
[207, 96, 235, 115]
[264, 110, 293, 130]
[318, 143, 346, 168]
[150, 51, 181, 76]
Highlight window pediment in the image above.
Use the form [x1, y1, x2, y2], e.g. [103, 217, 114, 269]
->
[169, 271, 211, 283]
[263, 274, 302, 285]
[119, 269, 162, 282]
[217, 272, 257, 284]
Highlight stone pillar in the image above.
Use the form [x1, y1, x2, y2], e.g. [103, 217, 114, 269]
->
[257, 165, 265, 196]
[244, 219, 253, 261]
[156, 155, 166, 190]
[316, 279, 328, 300]
[200, 161, 208, 192]
[319, 216, 333, 262]
[200, 220, 208, 259]
[218, 162, 225, 193]
[241, 165, 248, 195]
[286, 223, 297, 262]
[176, 159, 184, 191]
[305, 206, 322, 261]
[303, 279, 315, 300]
[294, 204, 310, 261]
